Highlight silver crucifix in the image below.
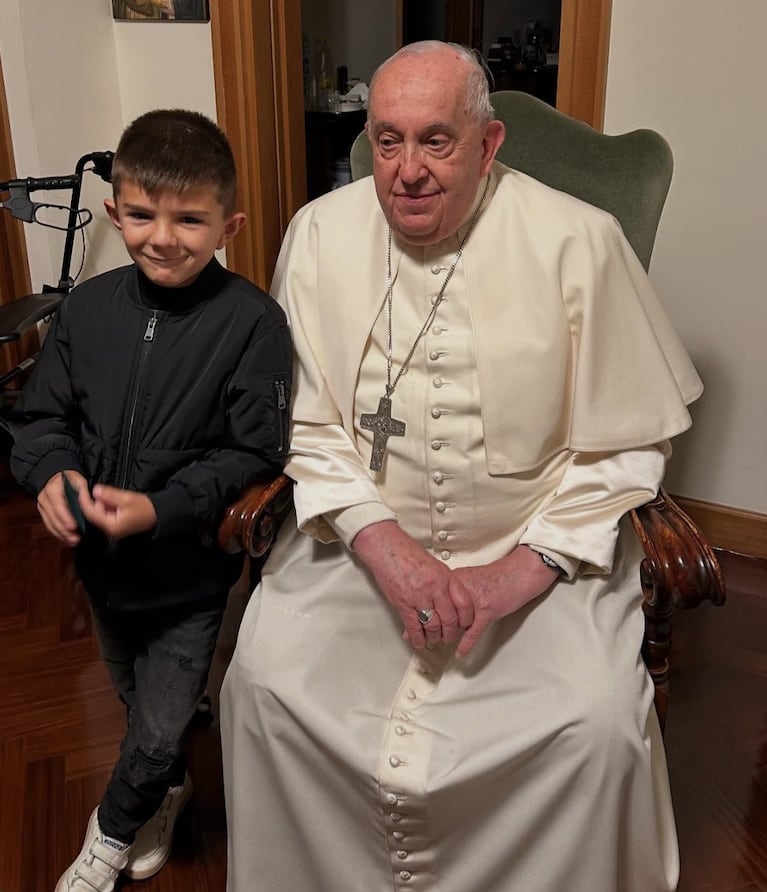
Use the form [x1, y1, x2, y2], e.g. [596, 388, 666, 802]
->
[360, 395, 406, 471]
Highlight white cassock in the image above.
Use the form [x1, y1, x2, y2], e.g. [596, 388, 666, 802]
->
[221, 165, 701, 892]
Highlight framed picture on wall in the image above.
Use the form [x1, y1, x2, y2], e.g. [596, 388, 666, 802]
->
[112, 1, 210, 22]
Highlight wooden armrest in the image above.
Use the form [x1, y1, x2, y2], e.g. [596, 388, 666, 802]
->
[217, 475, 293, 558]
[630, 487, 726, 730]
[630, 487, 726, 611]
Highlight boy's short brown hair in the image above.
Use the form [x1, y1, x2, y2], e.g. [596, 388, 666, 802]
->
[111, 109, 238, 215]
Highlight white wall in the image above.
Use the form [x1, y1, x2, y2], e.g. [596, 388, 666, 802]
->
[604, 0, 767, 515]
[0, 0, 124, 289]
[0, 0, 217, 291]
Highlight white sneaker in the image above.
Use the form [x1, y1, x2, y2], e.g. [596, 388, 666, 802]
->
[55, 808, 131, 892]
[124, 773, 194, 880]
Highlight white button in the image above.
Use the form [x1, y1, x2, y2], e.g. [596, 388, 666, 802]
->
[429, 350, 441, 361]
[441, 550, 451, 561]
[431, 407, 442, 419]
[431, 264, 443, 274]
[431, 440, 442, 451]
[387, 793, 398, 804]
[431, 294, 440, 305]
[390, 812, 402, 822]
[437, 530, 448, 541]
[397, 850, 409, 859]
[393, 831, 405, 841]
[432, 377, 443, 388]
[398, 711, 410, 721]
[432, 471, 444, 483]
[406, 689, 417, 700]
[400, 871, 412, 881]
[389, 754, 401, 767]
[435, 501, 446, 512]
[395, 725, 407, 736]
[432, 325, 444, 335]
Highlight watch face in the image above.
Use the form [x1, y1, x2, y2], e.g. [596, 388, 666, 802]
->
[539, 552, 563, 573]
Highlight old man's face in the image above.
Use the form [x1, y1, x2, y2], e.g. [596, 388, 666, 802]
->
[367, 47, 504, 246]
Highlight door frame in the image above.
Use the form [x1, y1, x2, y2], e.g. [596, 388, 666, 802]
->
[0, 55, 35, 378]
[210, 0, 611, 288]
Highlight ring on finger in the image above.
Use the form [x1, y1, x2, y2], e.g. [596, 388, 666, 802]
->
[416, 608, 435, 625]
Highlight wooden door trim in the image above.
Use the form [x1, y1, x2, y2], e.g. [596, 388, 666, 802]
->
[0, 55, 35, 377]
[209, 0, 306, 289]
[557, 0, 612, 128]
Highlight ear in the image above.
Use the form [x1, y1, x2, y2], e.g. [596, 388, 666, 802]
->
[104, 197, 122, 231]
[480, 120, 506, 176]
[216, 211, 247, 249]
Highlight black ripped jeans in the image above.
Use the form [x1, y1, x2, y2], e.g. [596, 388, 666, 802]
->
[90, 595, 227, 843]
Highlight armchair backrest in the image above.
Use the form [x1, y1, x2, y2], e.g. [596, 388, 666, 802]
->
[349, 90, 673, 271]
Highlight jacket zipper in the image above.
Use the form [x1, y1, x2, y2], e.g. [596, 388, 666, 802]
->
[107, 311, 159, 554]
[274, 378, 288, 453]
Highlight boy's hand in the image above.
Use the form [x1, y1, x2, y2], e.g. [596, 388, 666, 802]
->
[79, 484, 157, 540]
[37, 471, 89, 547]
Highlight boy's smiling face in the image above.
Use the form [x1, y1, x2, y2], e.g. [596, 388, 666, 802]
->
[105, 180, 245, 288]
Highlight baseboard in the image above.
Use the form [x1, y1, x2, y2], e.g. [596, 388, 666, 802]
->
[672, 494, 767, 560]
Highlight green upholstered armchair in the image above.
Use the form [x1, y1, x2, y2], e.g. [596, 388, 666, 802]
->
[220, 91, 725, 730]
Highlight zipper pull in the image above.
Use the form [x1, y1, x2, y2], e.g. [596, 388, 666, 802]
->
[275, 379, 287, 410]
[144, 313, 158, 342]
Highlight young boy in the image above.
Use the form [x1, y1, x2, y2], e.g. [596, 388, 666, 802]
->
[9, 109, 292, 891]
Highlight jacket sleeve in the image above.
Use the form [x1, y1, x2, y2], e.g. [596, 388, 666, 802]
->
[8, 299, 85, 494]
[147, 314, 293, 538]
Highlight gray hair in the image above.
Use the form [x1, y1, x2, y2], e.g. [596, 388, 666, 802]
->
[369, 40, 495, 125]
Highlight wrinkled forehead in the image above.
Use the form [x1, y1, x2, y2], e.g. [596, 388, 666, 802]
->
[368, 54, 470, 127]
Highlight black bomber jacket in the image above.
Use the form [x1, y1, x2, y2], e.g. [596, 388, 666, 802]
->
[9, 258, 292, 609]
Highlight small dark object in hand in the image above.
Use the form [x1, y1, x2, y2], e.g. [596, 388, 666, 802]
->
[62, 472, 87, 532]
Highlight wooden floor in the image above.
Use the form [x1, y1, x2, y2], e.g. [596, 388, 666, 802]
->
[1, 476, 766, 891]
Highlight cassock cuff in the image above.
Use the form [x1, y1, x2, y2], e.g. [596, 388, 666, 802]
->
[325, 501, 398, 549]
[522, 543, 581, 580]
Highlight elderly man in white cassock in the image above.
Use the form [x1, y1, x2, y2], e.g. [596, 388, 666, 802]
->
[221, 39, 700, 892]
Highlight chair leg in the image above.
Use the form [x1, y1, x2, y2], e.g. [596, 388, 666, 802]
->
[642, 595, 672, 734]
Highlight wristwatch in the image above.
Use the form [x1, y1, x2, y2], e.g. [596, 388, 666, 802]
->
[538, 551, 565, 575]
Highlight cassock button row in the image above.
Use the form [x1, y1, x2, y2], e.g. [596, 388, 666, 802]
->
[390, 812, 402, 822]
[441, 550, 451, 561]
[387, 793, 398, 805]
[432, 377, 443, 388]
[406, 689, 417, 700]
[432, 325, 444, 334]
[389, 754, 403, 767]
[437, 531, 448, 541]
[431, 294, 441, 305]
[395, 725, 408, 735]
[431, 440, 442, 451]
[431, 407, 442, 418]
[429, 350, 441, 361]
[400, 871, 412, 881]
[433, 471, 444, 483]
[397, 851, 409, 860]
[435, 501, 446, 512]
[431, 264, 444, 274]
[393, 831, 405, 841]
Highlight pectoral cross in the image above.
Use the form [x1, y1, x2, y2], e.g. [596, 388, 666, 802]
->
[360, 395, 406, 471]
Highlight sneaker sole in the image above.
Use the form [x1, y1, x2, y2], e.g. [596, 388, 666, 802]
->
[124, 780, 194, 880]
